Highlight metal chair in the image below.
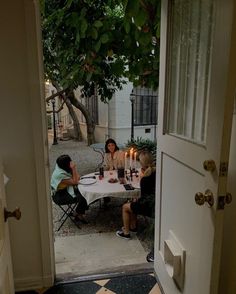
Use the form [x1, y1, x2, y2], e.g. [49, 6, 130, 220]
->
[51, 189, 80, 231]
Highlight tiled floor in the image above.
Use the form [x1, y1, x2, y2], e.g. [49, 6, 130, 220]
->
[16, 273, 161, 294]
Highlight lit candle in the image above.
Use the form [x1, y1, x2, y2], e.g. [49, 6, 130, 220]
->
[130, 148, 133, 169]
[134, 151, 137, 171]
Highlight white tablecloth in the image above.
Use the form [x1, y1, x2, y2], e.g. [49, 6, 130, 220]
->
[78, 171, 140, 205]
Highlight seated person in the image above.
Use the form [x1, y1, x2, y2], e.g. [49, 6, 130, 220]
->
[103, 138, 125, 171]
[51, 154, 88, 224]
[116, 150, 156, 239]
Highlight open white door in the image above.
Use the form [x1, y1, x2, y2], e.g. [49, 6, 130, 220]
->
[155, 0, 235, 293]
[0, 161, 14, 294]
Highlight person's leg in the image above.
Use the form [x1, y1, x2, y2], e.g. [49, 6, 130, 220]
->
[130, 213, 137, 231]
[122, 202, 132, 234]
[74, 193, 89, 224]
[116, 202, 132, 239]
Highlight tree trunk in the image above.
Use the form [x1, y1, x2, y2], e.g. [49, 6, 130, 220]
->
[52, 82, 83, 141]
[67, 90, 95, 145]
[62, 95, 83, 141]
[50, 82, 95, 145]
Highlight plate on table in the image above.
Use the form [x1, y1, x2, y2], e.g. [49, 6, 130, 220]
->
[79, 178, 97, 185]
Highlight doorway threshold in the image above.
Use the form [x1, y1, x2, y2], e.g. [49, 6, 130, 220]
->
[55, 262, 153, 285]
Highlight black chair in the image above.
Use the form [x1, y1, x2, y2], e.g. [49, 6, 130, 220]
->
[51, 189, 81, 231]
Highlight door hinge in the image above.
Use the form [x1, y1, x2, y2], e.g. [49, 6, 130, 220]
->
[217, 193, 232, 210]
[219, 162, 228, 177]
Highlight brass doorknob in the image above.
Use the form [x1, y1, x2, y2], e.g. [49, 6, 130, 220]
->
[4, 207, 21, 222]
[203, 160, 216, 172]
[195, 189, 214, 207]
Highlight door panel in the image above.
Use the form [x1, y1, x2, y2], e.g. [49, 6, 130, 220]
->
[0, 161, 14, 294]
[155, 0, 235, 293]
[159, 154, 213, 292]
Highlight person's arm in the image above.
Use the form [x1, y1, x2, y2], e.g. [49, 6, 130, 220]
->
[60, 161, 80, 186]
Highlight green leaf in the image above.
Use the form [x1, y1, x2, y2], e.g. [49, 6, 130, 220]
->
[134, 9, 147, 27]
[91, 27, 98, 40]
[80, 7, 87, 17]
[123, 19, 130, 33]
[80, 18, 88, 34]
[65, 0, 73, 9]
[125, 0, 139, 16]
[94, 40, 101, 52]
[94, 20, 103, 28]
[100, 34, 109, 44]
[139, 32, 152, 46]
[75, 31, 80, 45]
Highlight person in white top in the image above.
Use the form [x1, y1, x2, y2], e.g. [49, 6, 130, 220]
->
[103, 138, 125, 170]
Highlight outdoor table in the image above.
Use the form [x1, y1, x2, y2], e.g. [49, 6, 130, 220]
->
[78, 170, 140, 205]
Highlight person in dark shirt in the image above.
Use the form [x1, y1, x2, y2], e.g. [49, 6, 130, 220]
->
[116, 150, 156, 239]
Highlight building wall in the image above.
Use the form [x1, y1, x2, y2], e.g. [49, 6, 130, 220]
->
[76, 81, 157, 145]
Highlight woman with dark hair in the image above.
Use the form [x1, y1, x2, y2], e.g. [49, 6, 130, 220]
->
[51, 154, 88, 223]
[103, 138, 124, 170]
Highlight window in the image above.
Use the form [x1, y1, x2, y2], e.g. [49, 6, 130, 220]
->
[166, 0, 214, 144]
[133, 87, 158, 126]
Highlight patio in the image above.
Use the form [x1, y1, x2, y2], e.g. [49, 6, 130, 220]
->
[49, 140, 154, 278]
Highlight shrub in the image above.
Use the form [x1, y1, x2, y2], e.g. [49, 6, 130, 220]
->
[126, 137, 157, 160]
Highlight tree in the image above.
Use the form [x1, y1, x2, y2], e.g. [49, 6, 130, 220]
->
[41, 0, 160, 144]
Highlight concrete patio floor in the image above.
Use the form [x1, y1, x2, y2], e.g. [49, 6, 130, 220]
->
[55, 232, 149, 278]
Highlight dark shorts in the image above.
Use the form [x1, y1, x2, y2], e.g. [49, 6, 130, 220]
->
[130, 200, 152, 217]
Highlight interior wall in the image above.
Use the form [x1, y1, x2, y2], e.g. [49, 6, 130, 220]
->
[0, 1, 54, 291]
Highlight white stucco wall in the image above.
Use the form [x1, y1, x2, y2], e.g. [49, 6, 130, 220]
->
[94, 82, 157, 145]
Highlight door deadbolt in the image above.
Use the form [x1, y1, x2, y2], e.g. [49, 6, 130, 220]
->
[203, 160, 216, 172]
[195, 189, 214, 207]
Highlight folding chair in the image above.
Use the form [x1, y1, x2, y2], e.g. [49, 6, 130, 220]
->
[51, 189, 81, 231]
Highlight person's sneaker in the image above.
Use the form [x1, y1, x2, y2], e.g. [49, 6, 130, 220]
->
[146, 249, 154, 262]
[116, 230, 131, 240]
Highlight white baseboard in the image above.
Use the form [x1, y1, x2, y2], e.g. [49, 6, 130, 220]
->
[14, 274, 54, 292]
